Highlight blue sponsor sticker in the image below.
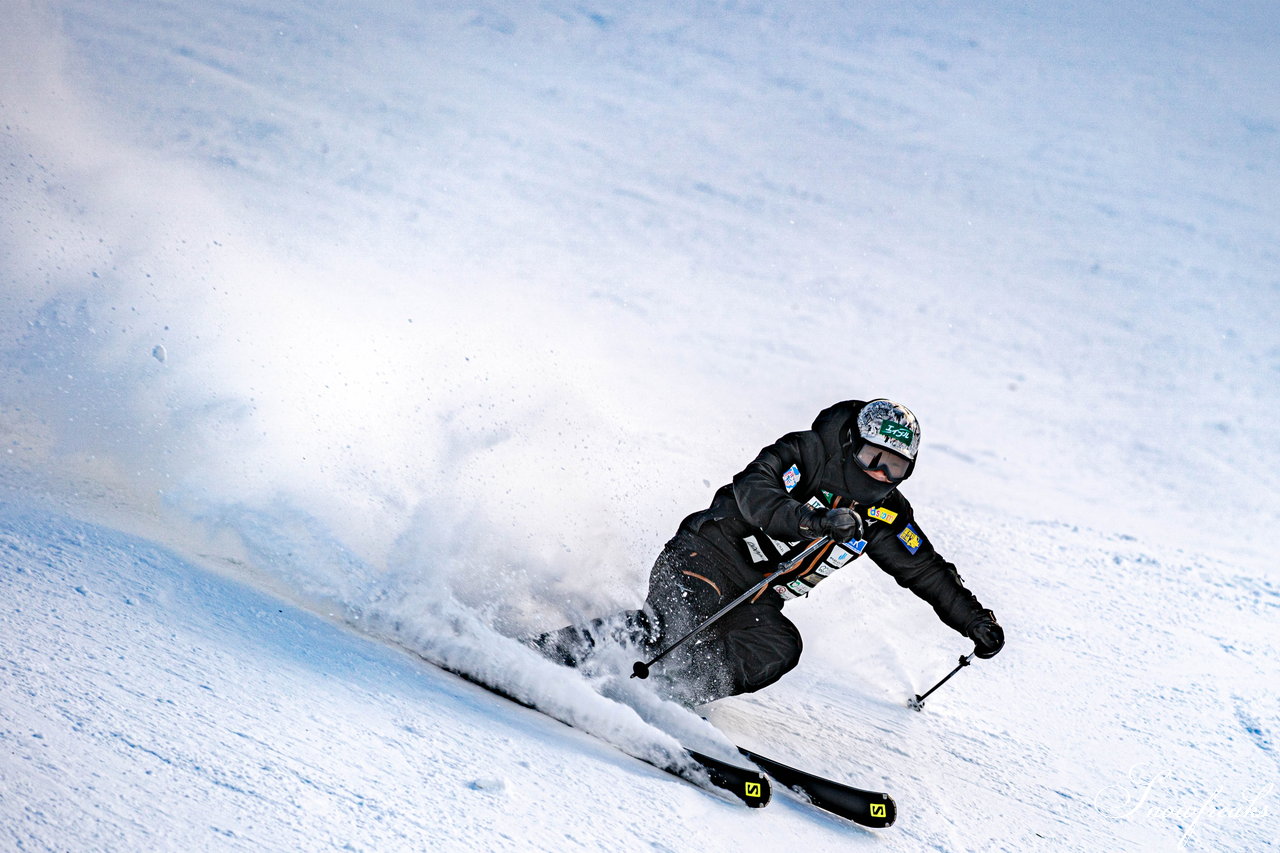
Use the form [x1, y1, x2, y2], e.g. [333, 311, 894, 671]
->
[782, 464, 801, 492]
[848, 539, 867, 555]
[898, 524, 921, 554]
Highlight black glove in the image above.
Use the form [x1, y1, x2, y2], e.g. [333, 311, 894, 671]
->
[967, 610, 1005, 659]
[798, 506, 864, 544]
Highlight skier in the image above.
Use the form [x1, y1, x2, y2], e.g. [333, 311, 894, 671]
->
[531, 398, 1004, 704]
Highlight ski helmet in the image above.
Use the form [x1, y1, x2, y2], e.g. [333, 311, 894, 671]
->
[850, 399, 920, 483]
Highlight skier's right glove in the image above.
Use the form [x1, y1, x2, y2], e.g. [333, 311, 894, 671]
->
[798, 506, 864, 544]
[967, 610, 1005, 659]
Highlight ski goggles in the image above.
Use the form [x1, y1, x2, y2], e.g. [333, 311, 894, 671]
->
[852, 441, 913, 482]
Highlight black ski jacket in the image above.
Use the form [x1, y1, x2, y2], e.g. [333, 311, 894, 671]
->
[676, 400, 986, 636]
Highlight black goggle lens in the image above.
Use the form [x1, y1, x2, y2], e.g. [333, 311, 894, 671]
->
[854, 442, 912, 481]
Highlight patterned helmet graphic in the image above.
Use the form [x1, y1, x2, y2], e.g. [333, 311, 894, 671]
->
[856, 399, 921, 460]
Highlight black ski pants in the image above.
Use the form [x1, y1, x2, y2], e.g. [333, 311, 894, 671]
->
[645, 532, 803, 703]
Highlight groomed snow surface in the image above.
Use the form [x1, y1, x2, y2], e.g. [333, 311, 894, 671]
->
[2, 0, 1277, 850]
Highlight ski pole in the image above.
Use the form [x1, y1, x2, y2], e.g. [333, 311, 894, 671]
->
[631, 536, 832, 680]
[908, 653, 973, 711]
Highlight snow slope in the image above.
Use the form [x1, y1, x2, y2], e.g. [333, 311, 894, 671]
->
[2, 0, 1278, 849]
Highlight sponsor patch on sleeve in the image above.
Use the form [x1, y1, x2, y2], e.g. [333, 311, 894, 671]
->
[782, 464, 801, 492]
[898, 523, 921, 554]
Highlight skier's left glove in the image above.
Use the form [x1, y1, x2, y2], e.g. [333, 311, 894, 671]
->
[966, 610, 1005, 659]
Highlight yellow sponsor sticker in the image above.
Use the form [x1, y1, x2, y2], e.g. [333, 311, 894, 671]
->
[745, 782, 763, 799]
[898, 524, 921, 554]
[870, 803, 887, 818]
[867, 506, 898, 524]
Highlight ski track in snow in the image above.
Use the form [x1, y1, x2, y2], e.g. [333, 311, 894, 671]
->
[2, 0, 1279, 850]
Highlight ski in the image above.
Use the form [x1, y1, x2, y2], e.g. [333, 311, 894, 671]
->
[684, 749, 772, 809]
[737, 746, 896, 828]
[413, 653, 771, 809]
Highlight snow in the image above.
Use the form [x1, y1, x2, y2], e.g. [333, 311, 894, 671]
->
[1, 498, 838, 851]
[2, 0, 1278, 849]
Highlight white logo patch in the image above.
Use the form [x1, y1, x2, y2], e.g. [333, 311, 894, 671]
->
[769, 536, 796, 555]
[782, 464, 801, 492]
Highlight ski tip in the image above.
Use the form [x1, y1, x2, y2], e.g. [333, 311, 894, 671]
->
[864, 794, 896, 827]
[711, 766, 771, 809]
[741, 776, 771, 808]
[687, 749, 771, 808]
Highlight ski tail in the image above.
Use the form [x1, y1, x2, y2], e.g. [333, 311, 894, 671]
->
[738, 746, 896, 828]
